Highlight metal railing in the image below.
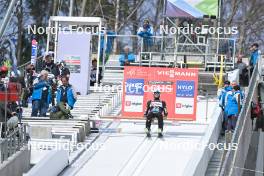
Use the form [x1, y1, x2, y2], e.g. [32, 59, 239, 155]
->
[220, 62, 260, 176]
[16, 35, 236, 73]
[103, 35, 235, 71]
[0, 124, 27, 163]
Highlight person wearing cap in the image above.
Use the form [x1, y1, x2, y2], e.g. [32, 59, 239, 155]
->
[218, 80, 232, 134]
[57, 61, 70, 78]
[119, 46, 135, 66]
[137, 19, 153, 59]
[31, 70, 52, 117]
[42, 54, 59, 77]
[0, 66, 9, 79]
[226, 85, 241, 131]
[249, 43, 260, 76]
[50, 76, 76, 119]
[144, 90, 168, 138]
[0, 66, 10, 92]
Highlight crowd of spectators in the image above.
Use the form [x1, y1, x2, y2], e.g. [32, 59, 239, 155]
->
[219, 42, 261, 134]
[27, 54, 76, 118]
[219, 81, 243, 134]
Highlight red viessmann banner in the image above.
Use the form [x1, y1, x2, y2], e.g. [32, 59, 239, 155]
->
[122, 66, 198, 120]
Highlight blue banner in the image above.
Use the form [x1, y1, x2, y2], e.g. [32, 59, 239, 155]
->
[176, 80, 195, 97]
[125, 79, 144, 96]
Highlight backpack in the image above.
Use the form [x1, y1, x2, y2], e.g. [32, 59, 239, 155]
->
[251, 101, 261, 118]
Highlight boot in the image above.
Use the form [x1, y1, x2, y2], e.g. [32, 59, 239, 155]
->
[145, 128, 151, 137]
[158, 128, 163, 138]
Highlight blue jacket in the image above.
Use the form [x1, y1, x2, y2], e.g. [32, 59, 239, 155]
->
[56, 85, 76, 109]
[100, 31, 116, 54]
[32, 79, 51, 104]
[250, 50, 259, 66]
[119, 53, 135, 66]
[137, 26, 153, 47]
[227, 91, 240, 116]
[219, 86, 233, 108]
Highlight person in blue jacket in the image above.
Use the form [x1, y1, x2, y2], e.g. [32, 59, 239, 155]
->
[31, 70, 52, 117]
[51, 76, 77, 119]
[56, 76, 77, 109]
[218, 80, 232, 134]
[99, 30, 116, 64]
[219, 81, 233, 109]
[119, 46, 135, 66]
[249, 43, 260, 76]
[137, 19, 153, 59]
[226, 85, 241, 131]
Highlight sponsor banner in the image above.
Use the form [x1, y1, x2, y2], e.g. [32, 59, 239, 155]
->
[176, 80, 195, 98]
[124, 95, 144, 112]
[125, 79, 144, 96]
[64, 55, 81, 73]
[31, 39, 37, 65]
[122, 66, 198, 120]
[56, 32, 91, 95]
[175, 97, 194, 114]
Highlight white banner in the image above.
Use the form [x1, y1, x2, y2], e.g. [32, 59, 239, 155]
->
[56, 32, 91, 95]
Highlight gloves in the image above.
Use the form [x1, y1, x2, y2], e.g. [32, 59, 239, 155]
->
[164, 112, 168, 119]
[66, 103, 72, 110]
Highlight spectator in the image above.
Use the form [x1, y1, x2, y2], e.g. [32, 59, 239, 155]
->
[230, 81, 244, 103]
[42, 54, 59, 77]
[99, 31, 116, 64]
[31, 70, 52, 117]
[0, 66, 9, 82]
[119, 46, 135, 66]
[0, 102, 18, 136]
[22, 64, 37, 107]
[235, 55, 248, 86]
[249, 43, 260, 75]
[90, 59, 102, 86]
[137, 19, 153, 59]
[57, 61, 70, 78]
[218, 80, 232, 108]
[51, 76, 76, 119]
[219, 80, 233, 134]
[226, 85, 241, 131]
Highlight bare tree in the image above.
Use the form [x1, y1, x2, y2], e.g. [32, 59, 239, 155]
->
[113, 0, 120, 53]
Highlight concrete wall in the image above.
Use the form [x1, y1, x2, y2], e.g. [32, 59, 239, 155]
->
[0, 146, 31, 176]
[183, 106, 223, 176]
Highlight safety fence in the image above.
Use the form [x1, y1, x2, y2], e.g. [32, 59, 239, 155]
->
[89, 34, 235, 70]
[0, 124, 27, 163]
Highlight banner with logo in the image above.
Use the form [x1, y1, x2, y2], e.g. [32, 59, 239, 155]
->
[122, 67, 198, 120]
[56, 32, 91, 95]
[31, 39, 38, 65]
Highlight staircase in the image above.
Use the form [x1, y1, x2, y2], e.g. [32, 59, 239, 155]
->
[205, 136, 225, 176]
[23, 91, 122, 119]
